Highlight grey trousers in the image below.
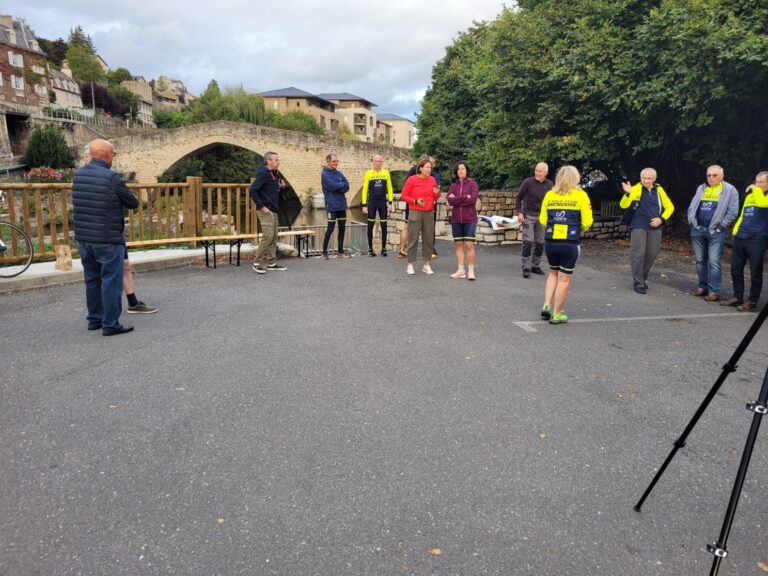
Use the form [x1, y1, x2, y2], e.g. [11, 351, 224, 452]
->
[629, 227, 662, 289]
[521, 212, 544, 269]
[407, 209, 435, 263]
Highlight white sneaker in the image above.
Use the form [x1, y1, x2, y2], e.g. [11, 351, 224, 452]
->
[406, 264, 415, 275]
[422, 264, 434, 275]
[450, 270, 466, 279]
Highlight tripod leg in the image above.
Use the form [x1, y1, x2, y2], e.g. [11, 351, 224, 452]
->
[707, 364, 768, 576]
[635, 303, 768, 511]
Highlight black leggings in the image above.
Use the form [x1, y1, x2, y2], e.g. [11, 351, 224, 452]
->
[366, 202, 388, 250]
[323, 210, 346, 254]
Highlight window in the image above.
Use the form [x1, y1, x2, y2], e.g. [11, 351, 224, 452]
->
[0, 74, 3, 86]
[34, 84, 47, 95]
[8, 51, 23, 67]
[10, 75, 24, 91]
[5, 29, 16, 45]
[32, 65, 45, 74]
[273, 102, 278, 110]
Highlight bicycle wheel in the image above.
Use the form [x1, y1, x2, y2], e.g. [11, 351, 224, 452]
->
[0, 222, 34, 278]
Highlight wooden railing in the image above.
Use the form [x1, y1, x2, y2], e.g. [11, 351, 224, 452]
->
[0, 177, 261, 260]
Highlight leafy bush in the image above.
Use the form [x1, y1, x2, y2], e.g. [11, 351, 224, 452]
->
[23, 125, 74, 169]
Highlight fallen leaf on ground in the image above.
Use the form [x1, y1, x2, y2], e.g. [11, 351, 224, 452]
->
[431, 548, 442, 556]
[757, 562, 768, 572]
[216, 517, 225, 525]
[108, 405, 118, 409]
[539, 433, 547, 439]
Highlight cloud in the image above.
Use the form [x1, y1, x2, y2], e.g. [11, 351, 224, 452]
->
[6, 0, 505, 119]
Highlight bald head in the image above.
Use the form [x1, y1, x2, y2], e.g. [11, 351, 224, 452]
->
[88, 139, 116, 167]
[534, 162, 549, 182]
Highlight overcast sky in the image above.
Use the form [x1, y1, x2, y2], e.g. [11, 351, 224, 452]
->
[6, 1, 507, 120]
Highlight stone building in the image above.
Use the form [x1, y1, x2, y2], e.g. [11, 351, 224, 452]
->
[0, 14, 50, 162]
[317, 92, 376, 142]
[376, 113, 414, 149]
[0, 15, 49, 113]
[260, 87, 341, 133]
[121, 76, 155, 126]
[49, 67, 83, 110]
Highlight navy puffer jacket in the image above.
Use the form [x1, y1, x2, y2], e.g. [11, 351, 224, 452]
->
[72, 159, 138, 244]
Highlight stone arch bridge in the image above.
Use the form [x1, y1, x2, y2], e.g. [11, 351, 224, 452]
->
[111, 121, 413, 204]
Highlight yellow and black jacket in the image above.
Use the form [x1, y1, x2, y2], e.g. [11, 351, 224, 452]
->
[361, 168, 394, 206]
[540, 188, 593, 242]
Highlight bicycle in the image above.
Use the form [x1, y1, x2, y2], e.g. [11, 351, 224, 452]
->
[0, 221, 33, 278]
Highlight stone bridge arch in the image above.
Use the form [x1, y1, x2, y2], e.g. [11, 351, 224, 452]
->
[111, 121, 413, 205]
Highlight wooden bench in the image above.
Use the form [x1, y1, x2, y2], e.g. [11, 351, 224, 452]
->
[126, 229, 314, 268]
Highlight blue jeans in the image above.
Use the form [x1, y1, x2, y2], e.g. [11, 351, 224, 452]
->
[78, 242, 125, 331]
[690, 227, 726, 294]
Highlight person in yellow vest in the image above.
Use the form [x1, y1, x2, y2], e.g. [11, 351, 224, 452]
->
[539, 165, 593, 324]
[361, 155, 394, 257]
[719, 171, 768, 311]
[619, 168, 674, 294]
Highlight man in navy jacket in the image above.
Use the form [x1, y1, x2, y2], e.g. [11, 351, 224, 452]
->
[72, 139, 138, 335]
[321, 153, 350, 258]
[249, 151, 287, 273]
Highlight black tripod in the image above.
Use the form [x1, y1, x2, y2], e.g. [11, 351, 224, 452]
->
[634, 303, 768, 575]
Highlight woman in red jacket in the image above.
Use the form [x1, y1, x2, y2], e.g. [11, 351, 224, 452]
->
[400, 158, 441, 275]
[446, 161, 479, 280]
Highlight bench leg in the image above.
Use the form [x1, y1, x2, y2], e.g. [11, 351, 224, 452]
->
[229, 240, 244, 266]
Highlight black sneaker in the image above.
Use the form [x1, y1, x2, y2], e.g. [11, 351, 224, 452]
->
[267, 263, 287, 270]
[531, 267, 545, 275]
[381, 250, 388, 257]
[523, 268, 531, 278]
[253, 263, 266, 274]
[368, 249, 376, 257]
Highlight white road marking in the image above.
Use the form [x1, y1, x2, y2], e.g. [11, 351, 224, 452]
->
[513, 312, 742, 333]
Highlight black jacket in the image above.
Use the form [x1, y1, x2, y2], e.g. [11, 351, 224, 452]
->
[72, 159, 138, 244]
[249, 165, 281, 212]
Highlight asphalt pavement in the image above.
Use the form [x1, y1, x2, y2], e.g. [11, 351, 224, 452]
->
[1, 240, 767, 576]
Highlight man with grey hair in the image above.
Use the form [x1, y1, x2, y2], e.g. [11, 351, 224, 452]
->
[687, 165, 739, 301]
[620, 168, 674, 294]
[250, 151, 287, 273]
[719, 171, 768, 311]
[516, 162, 553, 277]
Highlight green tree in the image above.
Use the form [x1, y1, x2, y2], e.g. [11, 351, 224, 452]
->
[336, 122, 357, 140]
[416, 0, 768, 204]
[68, 25, 95, 51]
[66, 43, 105, 84]
[107, 85, 140, 120]
[268, 110, 323, 134]
[108, 67, 134, 86]
[38, 38, 68, 67]
[153, 109, 187, 129]
[23, 125, 74, 169]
